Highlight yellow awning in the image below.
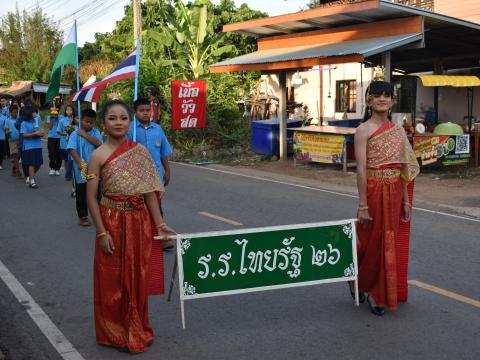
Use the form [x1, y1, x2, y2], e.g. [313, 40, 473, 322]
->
[418, 75, 480, 87]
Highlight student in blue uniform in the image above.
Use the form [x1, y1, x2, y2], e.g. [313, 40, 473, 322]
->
[57, 105, 77, 180]
[20, 104, 44, 189]
[67, 108, 103, 226]
[0, 111, 6, 170]
[0, 96, 9, 117]
[128, 97, 173, 250]
[46, 107, 62, 176]
[4, 105, 21, 177]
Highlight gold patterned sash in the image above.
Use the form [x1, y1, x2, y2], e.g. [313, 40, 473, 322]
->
[100, 196, 145, 211]
[367, 168, 401, 179]
[367, 124, 419, 184]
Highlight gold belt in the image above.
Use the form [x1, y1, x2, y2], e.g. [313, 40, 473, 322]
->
[367, 168, 401, 179]
[100, 196, 144, 211]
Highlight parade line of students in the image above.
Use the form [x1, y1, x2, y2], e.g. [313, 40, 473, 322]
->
[0, 94, 174, 248]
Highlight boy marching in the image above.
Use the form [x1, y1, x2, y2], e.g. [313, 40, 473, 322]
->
[129, 97, 173, 250]
[67, 109, 103, 226]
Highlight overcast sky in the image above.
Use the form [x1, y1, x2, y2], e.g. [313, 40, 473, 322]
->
[1, 0, 310, 46]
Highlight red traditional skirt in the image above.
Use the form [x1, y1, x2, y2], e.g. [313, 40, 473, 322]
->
[94, 195, 164, 353]
[356, 168, 403, 310]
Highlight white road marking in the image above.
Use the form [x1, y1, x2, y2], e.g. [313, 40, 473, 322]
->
[199, 211, 243, 226]
[174, 162, 480, 223]
[0, 259, 85, 360]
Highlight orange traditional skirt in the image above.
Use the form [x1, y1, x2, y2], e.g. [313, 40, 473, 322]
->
[94, 195, 163, 353]
[356, 168, 403, 310]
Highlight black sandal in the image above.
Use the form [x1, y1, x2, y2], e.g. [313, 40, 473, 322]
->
[367, 294, 385, 316]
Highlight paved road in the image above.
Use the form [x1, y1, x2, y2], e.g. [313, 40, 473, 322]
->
[1, 154, 479, 359]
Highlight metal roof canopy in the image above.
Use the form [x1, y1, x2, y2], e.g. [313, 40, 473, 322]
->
[0, 81, 33, 97]
[210, 33, 422, 72]
[32, 83, 72, 95]
[220, 0, 480, 74]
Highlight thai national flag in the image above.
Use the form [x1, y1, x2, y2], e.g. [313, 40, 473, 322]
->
[70, 48, 137, 102]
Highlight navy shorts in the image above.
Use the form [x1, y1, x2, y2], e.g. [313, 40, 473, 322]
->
[22, 148, 43, 167]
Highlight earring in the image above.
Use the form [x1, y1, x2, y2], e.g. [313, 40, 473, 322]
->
[367, 107, 372, 116]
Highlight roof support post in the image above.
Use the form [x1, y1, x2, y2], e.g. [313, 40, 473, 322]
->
[279, 70, 287, 160]
[382, 51, 391, 82]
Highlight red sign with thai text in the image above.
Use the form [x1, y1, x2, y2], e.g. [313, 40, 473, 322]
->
[171, 80, 207, 130]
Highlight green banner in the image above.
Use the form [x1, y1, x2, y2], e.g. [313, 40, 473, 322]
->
[177, 220, 357, 300]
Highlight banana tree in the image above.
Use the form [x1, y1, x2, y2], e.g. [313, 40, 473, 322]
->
[145, 0, 235, 79]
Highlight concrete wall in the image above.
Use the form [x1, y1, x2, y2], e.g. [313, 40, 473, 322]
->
[261, 62, 374, 124]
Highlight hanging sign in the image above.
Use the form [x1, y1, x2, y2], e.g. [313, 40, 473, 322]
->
[171, 80, 207, 130]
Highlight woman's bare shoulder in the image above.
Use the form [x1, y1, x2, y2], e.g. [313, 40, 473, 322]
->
[356, 121, 372, 137]
[91, 144, 111, 164]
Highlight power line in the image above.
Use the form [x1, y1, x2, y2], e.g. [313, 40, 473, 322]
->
[25, 0, 52, 11]
[60, 0, 118, 32]
[61, 0, 123, 31]
[58, 0, 105, 24]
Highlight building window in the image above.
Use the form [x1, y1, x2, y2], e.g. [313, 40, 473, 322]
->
[335, 80, 357, 113]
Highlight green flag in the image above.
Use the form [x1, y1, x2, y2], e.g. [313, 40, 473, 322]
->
[46, 25, 76, 102]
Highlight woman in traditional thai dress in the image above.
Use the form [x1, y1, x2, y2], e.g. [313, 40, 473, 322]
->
[354, 81, 419, 316]
[86, 100, 175, 352]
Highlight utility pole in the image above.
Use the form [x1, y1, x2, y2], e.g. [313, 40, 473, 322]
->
[133, 0, 142, 44]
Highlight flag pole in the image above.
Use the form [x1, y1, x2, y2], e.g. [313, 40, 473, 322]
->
[74, 19, 84, 163]
[74, 20, 81, 125]
[133, 37, 140, 142]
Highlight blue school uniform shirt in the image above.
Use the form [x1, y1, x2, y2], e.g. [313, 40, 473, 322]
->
[5, 117, 20, 141]
[57, 116, 75, 149]
[0, 105, 9, 117]
[67, 128, 103, 184]
[128, 119, 172, 182]
[0, 114, 6, 140]
[20, 118, 43, 150]
[46, 115, 60, 138]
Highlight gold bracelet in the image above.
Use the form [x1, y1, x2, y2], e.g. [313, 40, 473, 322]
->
[96, 231, 107, 239]
[156, 223, 168, 229]
[358, 206, 369, 211]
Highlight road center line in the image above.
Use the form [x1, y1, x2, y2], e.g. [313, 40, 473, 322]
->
[199, 211, 243, 226]
[0, 259, 85, 360]
[409, 280, 480, 308]
[174, 162, 480, 223]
